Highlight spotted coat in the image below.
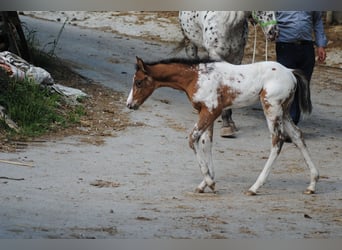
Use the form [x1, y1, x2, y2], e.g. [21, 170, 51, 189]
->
[178, 11, 278, 64]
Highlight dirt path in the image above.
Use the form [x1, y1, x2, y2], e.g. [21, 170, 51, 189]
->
[0, 12, 341, 239]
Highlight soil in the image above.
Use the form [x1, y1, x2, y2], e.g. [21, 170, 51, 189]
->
[2, 12, 340, 152]
[1, 11, 181, 152]
[0, 60, 132, 151]
[0, 12, 341, 239]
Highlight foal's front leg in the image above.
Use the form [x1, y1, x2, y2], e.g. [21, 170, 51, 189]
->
[193, 125, 215, 193]
[189, 110, 219, 193]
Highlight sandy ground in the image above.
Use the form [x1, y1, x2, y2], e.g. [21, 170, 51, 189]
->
[0, 12, 341, 239]
[21, 11, 342, 68]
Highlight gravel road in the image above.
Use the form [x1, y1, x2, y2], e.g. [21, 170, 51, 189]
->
[0, 13, 341, 239]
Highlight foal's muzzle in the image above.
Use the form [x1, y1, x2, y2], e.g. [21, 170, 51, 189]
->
[126, 88, 140, 110]
[126, 102, 139, 110]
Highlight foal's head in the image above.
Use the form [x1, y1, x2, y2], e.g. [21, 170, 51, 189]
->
[126, 57, 156, 110]
[251, 11, 279, 41]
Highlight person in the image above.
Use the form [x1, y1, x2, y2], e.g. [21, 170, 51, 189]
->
[275, 11, 328, 125]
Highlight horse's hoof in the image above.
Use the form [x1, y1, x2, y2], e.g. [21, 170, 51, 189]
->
[220, 126, 235, 138]
[195, 187, 204, 193]
[245, 190, 257, 196]
[304, 189, 315, 195]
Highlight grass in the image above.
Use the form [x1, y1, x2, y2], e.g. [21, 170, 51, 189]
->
[0, 19, 86, 145]
[0, 21, 86, 142]
[0, 75, 85, 138]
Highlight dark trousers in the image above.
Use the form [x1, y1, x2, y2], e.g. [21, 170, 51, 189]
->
[276, 42, 315, 124]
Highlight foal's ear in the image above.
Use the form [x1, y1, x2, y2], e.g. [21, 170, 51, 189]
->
[136, 56, 147, 73]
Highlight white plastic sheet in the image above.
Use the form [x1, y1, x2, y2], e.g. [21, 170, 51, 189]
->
[0, 51, 54, 85]
[0, 51, 88, 99]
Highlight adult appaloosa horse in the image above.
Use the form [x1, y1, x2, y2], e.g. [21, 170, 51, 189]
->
[175, 11, 278, 137]
[127, 57, 319, 195]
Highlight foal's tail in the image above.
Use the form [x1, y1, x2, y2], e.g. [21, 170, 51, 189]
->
[292, 69, 312, 115]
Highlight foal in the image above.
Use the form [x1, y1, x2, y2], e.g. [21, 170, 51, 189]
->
[126, 57, 319, 195]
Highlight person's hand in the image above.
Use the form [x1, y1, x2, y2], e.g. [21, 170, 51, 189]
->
[317, 47, 326, 63]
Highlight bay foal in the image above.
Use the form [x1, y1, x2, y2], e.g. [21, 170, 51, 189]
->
[126, 57, 319, 195]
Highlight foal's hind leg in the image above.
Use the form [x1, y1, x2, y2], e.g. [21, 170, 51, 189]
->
[247, 133, 283, 195]
[283, 116, 319, 194]
[247, 105, 285, 195]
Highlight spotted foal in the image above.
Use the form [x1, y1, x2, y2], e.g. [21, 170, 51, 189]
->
[126, 57, 319, 195]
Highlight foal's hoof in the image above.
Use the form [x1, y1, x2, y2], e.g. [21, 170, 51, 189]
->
[245, 190, 257, 196]
[304, 189, 315, 195]
[209, 182, 216, 192]
[195, 187, 204, 193]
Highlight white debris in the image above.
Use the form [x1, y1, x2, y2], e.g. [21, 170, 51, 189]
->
[0, 105, 19, 132]
[0, 51, 88, 99]
[52, 83, 88, 98]
[0, 51, 54, 85]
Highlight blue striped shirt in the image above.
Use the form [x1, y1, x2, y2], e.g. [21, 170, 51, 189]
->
[275, 11, 328, 47]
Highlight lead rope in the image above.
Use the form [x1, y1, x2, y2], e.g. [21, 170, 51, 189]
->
[265, 36, 268, 61]
[252, 25, 269, 63]
[251, 11, 275, 63]
[252, 24, 257, 63]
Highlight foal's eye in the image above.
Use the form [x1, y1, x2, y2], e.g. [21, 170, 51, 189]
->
[135, 79, 143, 88]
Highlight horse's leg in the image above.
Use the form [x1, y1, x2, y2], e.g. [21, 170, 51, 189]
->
[220, 108, 237, 137]
[247, 102, 285, 195]
[189, 110, 219, 193]
[283, 115, 319, 194]
[205, 124, 215, 180]
[193, 124, 216, 193]
[247, 129, 283, 195]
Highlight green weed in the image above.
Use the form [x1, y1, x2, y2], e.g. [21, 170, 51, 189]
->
[0, 21, 85, 140]
[0, 76, 83, 138]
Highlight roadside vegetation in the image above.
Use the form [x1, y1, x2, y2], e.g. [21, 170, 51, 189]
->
[0, 22, 86, 142]
[0, 74, 85, 138]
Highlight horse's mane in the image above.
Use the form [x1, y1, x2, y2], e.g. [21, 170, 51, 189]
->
[138, 57, 219, 67]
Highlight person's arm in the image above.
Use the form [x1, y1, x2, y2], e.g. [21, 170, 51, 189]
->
[312, 11, 328, 63]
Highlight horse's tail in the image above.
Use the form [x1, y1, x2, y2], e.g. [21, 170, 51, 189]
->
[169, 37, 190, 56]
[292, 69, 312, 116]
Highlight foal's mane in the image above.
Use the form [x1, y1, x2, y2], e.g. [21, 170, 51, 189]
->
[135, 57, 218, 69]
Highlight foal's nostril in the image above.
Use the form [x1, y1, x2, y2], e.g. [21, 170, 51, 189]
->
[126, 102, 138, 110]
